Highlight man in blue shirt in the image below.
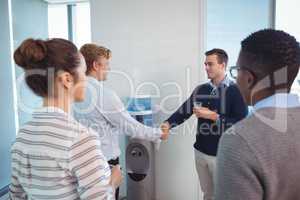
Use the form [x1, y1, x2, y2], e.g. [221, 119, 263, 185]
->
[162, 49, 248, 200]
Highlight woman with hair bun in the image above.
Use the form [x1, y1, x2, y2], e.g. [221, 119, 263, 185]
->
[9, 38, 122, 200]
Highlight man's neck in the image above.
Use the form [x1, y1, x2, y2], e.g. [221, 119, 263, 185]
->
[211, 74, 226, 86]
[251, 88, 289, 106]
[88, 71, 99, 81]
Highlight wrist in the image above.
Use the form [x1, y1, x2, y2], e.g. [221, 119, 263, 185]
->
[211, 112, 219, 121]
[110, 180, 116, 190]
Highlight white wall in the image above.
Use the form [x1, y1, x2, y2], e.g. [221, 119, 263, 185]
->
[90, 0, 206, 199]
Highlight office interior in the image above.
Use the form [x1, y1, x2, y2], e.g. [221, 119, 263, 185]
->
[1, 0, 300, 199]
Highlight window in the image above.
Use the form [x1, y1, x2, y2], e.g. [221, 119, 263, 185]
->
[74, 2, 91, 48]
[206, 0, 271, 77]
[48, 2, 91, 48]
[48, 4, 69, 40]
[276, 0, 300, 94]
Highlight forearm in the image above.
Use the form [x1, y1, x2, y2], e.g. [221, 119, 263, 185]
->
[166, 112, 190, 128]
[165, 104, 194, 129]
[165, 91, 196, 128]
[123, 118, 162, 141]
[109, 110, 162, 141]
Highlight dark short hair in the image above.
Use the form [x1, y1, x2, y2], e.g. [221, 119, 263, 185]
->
[241, 29, 300, 89]
[14, 38, 80, 97]
[205, 48, 228, 66]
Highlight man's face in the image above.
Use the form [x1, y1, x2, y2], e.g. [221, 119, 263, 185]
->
[204, 54, 225, 80]
[73, 53, 87, 102]
[236, 51, 255, 105]
[95, 56, 110, 81]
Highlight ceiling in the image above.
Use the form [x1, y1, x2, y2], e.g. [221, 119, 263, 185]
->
[44, 0, 88, 4]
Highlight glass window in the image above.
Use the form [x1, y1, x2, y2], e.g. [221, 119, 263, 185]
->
[48, 4, 68, 39]
[47, 2, 91, 47]
[206, 0, 271, 77]
[276, 0, 300, 94]
[74, 2, 91, 47]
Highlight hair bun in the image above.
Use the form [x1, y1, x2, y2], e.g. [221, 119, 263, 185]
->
[14, 38, 47, 69]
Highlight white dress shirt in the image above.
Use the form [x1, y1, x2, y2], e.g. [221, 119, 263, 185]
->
[73, 77, 162, 160]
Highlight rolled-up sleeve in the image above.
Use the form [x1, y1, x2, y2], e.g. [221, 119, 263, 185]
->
[97, 91, 162, 142]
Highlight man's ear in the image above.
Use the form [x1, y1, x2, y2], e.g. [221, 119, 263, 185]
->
[247, 72, 256, 89]
[92, 61, 98, 71]
[57, 71, 74, 89]
[221, 62, 226, 70]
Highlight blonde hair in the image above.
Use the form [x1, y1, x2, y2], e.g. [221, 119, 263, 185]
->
[80, 43, 111, 73]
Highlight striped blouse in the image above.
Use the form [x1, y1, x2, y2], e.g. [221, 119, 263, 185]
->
[9, 107, 113, 200]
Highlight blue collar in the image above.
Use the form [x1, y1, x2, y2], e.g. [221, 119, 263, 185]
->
[87, 76, 105, 87]
[209, 75, 232, 89]
[208, 75, 232, 95]
[253, 93, 300, 111]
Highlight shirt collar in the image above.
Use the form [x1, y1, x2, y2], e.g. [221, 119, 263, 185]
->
[253, 93, 300, 111]
[33, 106, 67, 115]
[87, 76, 100, 84]
[87, 76, 105, 87]
[209, 75, 232, 88]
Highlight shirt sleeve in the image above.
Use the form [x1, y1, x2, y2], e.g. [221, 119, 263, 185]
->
[68, 130, 113, 200]
[9, 167, 27, 200]
[215, 129, 264, 200]
[97, 90, 162, 142]
[165, 89, 195, 128]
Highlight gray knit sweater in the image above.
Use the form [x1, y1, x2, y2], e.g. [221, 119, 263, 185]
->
[216, 107, 300, 200]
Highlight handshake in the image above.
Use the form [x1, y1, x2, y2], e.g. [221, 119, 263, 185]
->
[160, 121, 171, 141]
[158, 106, 219, 141]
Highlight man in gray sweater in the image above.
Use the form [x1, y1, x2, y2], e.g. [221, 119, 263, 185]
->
[216, 29, 300, 200]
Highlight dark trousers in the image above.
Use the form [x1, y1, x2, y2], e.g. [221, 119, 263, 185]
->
[108, 157, 120, 200]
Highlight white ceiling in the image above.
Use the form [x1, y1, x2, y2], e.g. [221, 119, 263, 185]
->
[44, 0, 88, 4]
